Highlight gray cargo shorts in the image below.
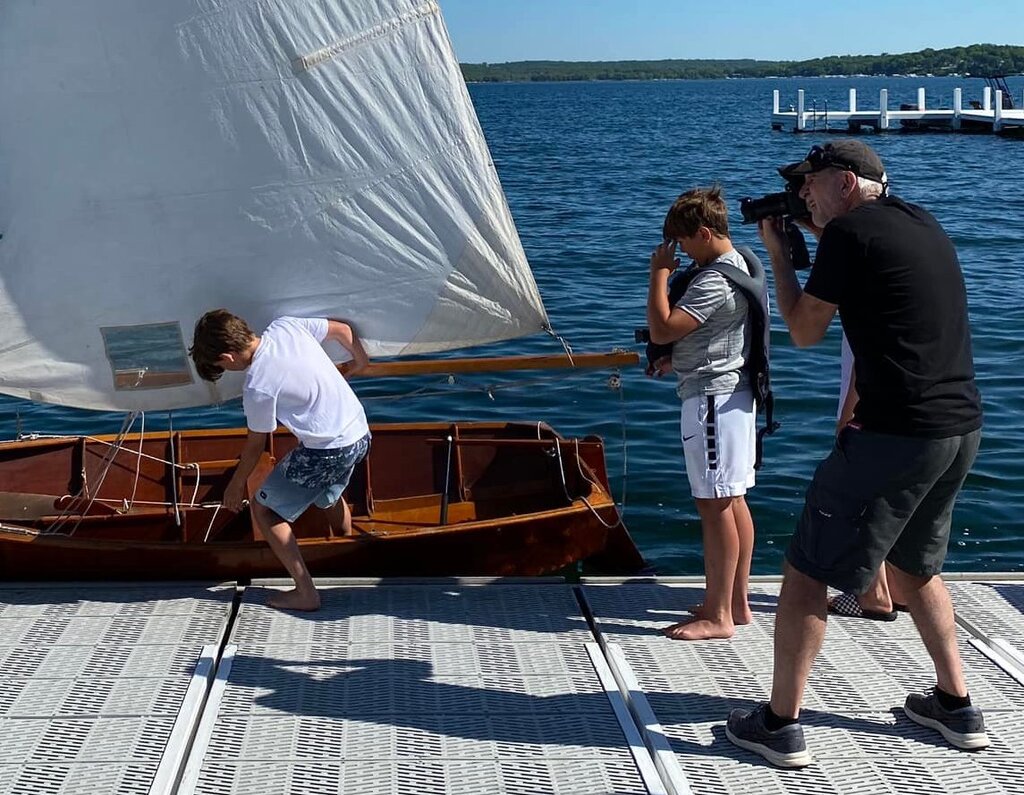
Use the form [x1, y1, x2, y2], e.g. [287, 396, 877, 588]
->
[786, 425, 981, 593]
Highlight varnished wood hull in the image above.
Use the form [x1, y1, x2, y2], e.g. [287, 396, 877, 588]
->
[0, 422, 645, 580]
[0, 504, 629, 580]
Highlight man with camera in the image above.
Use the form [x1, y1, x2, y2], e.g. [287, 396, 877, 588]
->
[725, 140, 987, 767]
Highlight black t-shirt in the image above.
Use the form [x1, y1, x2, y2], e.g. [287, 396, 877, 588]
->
[805, 196, 982, 438]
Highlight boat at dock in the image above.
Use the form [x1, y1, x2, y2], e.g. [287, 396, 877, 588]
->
[0, 420, 644, 581]
[0, 1, 645, 580]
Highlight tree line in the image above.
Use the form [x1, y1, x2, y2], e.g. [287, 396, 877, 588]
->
[460, 44, 1024, 83]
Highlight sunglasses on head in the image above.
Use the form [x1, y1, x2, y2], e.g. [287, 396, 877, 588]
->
[804, 145, 846, 171]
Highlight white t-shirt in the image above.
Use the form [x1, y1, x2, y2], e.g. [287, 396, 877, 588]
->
[242, 317, 369, 449]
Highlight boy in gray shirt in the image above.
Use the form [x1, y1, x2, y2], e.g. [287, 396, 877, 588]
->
[647, 186, 757, 640]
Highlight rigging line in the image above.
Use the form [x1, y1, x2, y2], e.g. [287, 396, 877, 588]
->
[169, 410, 181, 527]
[189, 464, 201, 508]
[39, 497, 222, 540]
[69, 410, 141, 534]
[203, 504, 223, 544]
[44, 413, 136, 535]
[572, 437, 623, 530]
[78, 497, 222, 509]
[46, 412, 139, 536]
[544, 325, 576, 368]
[125, 411, 145, 513]
[549, 435, 621, 531]
[21, 433, 193, 470]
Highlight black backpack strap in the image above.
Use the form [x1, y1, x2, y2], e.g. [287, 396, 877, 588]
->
[702, 249, 779, 470]
[699, 246, 766, 296]
[754, 392, 780, 470]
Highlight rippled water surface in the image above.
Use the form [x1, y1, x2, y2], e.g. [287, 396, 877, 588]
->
[3, 77, 1022, 574]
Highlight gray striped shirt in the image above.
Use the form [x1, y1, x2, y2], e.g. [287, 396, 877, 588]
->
[671, 249, 752, 400]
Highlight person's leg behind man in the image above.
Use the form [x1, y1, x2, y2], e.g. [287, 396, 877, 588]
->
[828, 560, 906, 620]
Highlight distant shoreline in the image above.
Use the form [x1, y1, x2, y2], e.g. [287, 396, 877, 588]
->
[464, 74, 983, 85]
[459, 44, 1024, 83]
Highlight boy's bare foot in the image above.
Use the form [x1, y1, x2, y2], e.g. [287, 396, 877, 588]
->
[662, 617, 735, 641]
[687, 603, 753, 626]
[267, 587, 321, 611]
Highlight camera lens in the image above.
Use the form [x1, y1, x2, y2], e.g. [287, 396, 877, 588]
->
[739, 192, 810, 224]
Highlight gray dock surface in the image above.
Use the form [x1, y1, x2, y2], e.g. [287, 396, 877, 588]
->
[1, 576, 1022, 794]
[0, 584, 233, 794]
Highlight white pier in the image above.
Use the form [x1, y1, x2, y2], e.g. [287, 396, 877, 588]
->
[2, 576, 1023, 794]
[772, 87, 1024, 135]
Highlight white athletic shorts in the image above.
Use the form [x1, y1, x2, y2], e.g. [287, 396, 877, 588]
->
[680, 389, 756, 499]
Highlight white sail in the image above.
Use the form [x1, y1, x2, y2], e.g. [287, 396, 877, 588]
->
[0, 0, 548, 411]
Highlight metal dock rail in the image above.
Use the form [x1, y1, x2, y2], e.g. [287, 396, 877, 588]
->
[1, 576, 1022, 794]
[772, 87, 1024, 135]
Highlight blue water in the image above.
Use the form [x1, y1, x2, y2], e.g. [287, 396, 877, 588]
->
[2, 76, 1022, 574]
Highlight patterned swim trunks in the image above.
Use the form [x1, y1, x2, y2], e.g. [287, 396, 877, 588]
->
[254, 433, 371, 523]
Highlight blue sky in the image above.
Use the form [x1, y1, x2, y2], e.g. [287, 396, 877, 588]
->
[439, 0, 1024, 63]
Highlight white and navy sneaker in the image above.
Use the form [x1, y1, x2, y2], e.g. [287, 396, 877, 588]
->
[904, 690, 990, 750]
[725, 702, 812, 768]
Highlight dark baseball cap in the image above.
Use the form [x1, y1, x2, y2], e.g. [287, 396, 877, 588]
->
[779, 140, 887, 184]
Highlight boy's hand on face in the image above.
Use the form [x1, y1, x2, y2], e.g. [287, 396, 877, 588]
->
[650, 240, 680, 276]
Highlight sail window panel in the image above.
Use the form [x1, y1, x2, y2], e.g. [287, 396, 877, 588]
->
[101, 323, 193, 391]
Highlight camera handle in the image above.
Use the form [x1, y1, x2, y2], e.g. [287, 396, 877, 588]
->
[784, 221, 811, 270]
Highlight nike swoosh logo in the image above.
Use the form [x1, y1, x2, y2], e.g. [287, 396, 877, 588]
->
[683, 434, 696, 441]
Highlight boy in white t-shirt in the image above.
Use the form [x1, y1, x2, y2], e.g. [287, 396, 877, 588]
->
[190, 310, 371, 611]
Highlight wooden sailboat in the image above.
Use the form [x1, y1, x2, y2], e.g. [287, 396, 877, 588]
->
[0, 355, 644, 580]
[0, 2, 645, 579]
[0, 421, 643, 581]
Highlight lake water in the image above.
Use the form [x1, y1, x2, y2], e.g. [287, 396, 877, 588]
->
[2, 76, 1022, 575]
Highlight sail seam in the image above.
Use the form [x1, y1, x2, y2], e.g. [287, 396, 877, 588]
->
[294, 1, 440, 73]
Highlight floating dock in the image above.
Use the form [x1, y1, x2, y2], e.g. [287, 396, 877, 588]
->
[1, 576, 1022, 794]
[772, 87, 1024, 135]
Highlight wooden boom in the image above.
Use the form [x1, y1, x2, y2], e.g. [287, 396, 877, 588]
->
[340, 351, 639, 378]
